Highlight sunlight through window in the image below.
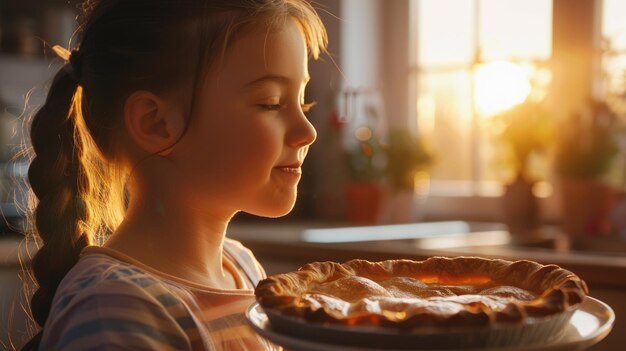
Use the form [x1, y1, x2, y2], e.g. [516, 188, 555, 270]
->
[474, 61, 531, 116]
[412, 0, 552, 196]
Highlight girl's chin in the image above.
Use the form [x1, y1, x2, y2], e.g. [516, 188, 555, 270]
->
[245, 199, 297, 218]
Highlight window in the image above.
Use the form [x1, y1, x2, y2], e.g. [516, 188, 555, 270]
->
[410, 0, 552, 197]
[602, 0, 626, 115]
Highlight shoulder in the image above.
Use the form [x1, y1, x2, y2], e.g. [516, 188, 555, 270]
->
[52, 253, 168, 308]
[42, 255, 191, 350]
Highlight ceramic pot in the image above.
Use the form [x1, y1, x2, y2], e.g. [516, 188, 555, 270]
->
[344, 182, 384, 224]
[502, 177, 540, 236]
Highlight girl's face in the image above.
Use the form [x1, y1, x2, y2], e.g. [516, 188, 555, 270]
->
[169, 19, 317, 218]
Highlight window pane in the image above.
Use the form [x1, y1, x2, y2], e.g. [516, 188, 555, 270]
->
[413, 0, 553, 196]
[603, 0, 626, 50]
[417, 0, 475, 67]
[602, 0, 626, 116]
[480, 0, 552, 61]
[417, 71, 473, 182]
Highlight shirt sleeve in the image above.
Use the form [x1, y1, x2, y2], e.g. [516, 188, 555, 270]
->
[40, 281, 191, 351]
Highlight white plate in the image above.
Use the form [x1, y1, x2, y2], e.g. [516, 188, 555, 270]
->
[246, 297, 614, 351]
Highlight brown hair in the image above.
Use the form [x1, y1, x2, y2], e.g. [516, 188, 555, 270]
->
[22, 0, 326, 349]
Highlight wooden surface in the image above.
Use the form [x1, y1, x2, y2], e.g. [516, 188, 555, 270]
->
[226, 222, 626, 289]
[3, 222, 626, 287]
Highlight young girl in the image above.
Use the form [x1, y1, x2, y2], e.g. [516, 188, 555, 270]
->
[22, 0, 327, 350]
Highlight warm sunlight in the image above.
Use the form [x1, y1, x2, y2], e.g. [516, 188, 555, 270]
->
[474, 61, 531, 116]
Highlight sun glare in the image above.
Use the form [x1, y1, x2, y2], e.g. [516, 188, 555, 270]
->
[474, 61, 531, 116]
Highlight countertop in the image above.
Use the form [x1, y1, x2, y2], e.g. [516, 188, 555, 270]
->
[3, 221, 626, 288]
[3, 221, 623, 351]
[227, 221, 626, 289]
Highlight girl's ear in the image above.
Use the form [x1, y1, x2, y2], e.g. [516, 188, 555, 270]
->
[124, 91, 185, 156]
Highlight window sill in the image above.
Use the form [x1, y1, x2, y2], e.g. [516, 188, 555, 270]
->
[420, 193, 561, 224]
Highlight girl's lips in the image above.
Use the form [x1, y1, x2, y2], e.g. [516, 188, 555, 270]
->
[275, 166, 302, 174]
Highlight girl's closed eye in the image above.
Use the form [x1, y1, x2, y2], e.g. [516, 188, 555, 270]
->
[259, 103, 283, 111]
[258, 101, 317, 112]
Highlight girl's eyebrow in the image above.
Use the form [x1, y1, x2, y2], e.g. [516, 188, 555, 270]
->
[242, 74, 310, 90]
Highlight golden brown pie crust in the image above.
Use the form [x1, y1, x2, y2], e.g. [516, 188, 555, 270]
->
[255, 257, 588, 329]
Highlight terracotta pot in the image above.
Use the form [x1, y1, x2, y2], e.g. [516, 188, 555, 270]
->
[559, 178, 616, 237]
[502, 177, 540, 236]
[344, 182, 384, 224]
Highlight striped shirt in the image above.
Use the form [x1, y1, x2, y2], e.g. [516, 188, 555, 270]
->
[40, 238, 278, 350]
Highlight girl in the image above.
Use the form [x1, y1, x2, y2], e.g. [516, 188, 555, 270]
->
[22, 0, 327, 350]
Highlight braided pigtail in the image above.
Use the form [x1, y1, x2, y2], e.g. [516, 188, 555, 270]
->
[21, 63, 97, 350]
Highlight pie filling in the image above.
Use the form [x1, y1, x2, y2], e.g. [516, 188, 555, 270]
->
[255, 257, 588, 329]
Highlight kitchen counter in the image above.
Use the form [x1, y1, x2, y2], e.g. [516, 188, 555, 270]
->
[227, 221, 626, 289]
[2, 221, 625, 350]
[227, 221, 626, 350]
[3, 221, 626, 288]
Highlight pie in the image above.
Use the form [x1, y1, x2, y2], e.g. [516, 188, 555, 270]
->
[254, 257, 588, 330]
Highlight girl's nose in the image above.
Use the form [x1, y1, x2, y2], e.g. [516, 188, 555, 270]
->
[286, 108, 317, 148]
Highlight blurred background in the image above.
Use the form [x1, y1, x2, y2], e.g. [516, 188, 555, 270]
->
[1, 0, 626, 349]
[2, 0, 626, 238]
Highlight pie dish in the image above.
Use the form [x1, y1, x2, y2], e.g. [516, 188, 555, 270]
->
[254, 257, 588, 348]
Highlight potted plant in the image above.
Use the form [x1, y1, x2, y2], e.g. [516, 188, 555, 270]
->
[553, 99, 622, 237]
[383, 129, 434, 223]
[491, 98, 554, 236]
[385, 130, 433, 190]
[343, 124, 387, 224]
[338, 96, 387, 223]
